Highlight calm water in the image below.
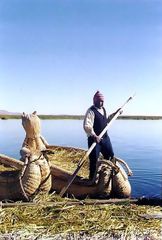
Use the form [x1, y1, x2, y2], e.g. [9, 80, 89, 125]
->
[0, 119, 161, 198]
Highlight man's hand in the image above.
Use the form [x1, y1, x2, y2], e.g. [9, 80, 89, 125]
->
[115, 108, 123, 115]
[107, 108, 123, 123]
[93, 134, 102, 143]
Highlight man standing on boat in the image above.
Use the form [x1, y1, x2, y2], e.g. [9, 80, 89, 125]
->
[83, 91, 120, 181]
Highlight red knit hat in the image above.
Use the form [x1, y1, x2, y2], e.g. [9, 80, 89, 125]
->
[93, 91, 104, 103]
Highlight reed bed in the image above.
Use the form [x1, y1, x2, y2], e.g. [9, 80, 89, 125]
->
[0, 194, 161, 239]
[0, 147, 161, 239]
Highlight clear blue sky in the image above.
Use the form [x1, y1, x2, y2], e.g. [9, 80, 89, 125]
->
[0, 0, 162, 115]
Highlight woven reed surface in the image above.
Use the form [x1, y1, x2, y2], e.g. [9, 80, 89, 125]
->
[37, 159, 52, 192]
[47, 146, 88, 178]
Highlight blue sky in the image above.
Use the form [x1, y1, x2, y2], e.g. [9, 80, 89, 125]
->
[0, 0, 162, 115]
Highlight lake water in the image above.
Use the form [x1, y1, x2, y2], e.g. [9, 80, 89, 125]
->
[0, 119, 161, 199]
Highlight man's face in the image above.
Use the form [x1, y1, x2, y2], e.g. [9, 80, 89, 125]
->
[94, 100, 104, 109]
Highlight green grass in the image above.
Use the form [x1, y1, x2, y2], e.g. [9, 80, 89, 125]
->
[1, 114, 162, 120]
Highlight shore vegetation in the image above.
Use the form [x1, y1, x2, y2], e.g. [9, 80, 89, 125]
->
[1, 114, 162, 120]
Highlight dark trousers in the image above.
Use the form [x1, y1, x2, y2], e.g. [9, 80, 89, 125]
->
[88, 135, 114, 180]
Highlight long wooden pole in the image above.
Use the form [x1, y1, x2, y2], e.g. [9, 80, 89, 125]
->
[60, 94, 135, 197]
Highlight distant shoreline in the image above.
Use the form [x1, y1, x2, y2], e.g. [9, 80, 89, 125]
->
[0, 114, 162, 120]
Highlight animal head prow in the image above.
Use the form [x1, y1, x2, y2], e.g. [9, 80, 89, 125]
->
[21, 111, 41, 136]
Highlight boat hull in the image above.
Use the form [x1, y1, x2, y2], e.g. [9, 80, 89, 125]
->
[0, 145, 132, 200]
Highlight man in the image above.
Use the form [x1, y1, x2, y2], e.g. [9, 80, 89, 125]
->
[83, 91, 121, 181]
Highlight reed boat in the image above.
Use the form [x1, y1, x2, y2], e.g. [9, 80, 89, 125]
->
[0, 145, 132, 200]
[0, 111, 132, 201]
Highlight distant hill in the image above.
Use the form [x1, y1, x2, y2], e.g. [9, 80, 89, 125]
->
[0, 110, 21, 115]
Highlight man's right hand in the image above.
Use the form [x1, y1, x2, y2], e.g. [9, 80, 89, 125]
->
[93, 134, 102, 143]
